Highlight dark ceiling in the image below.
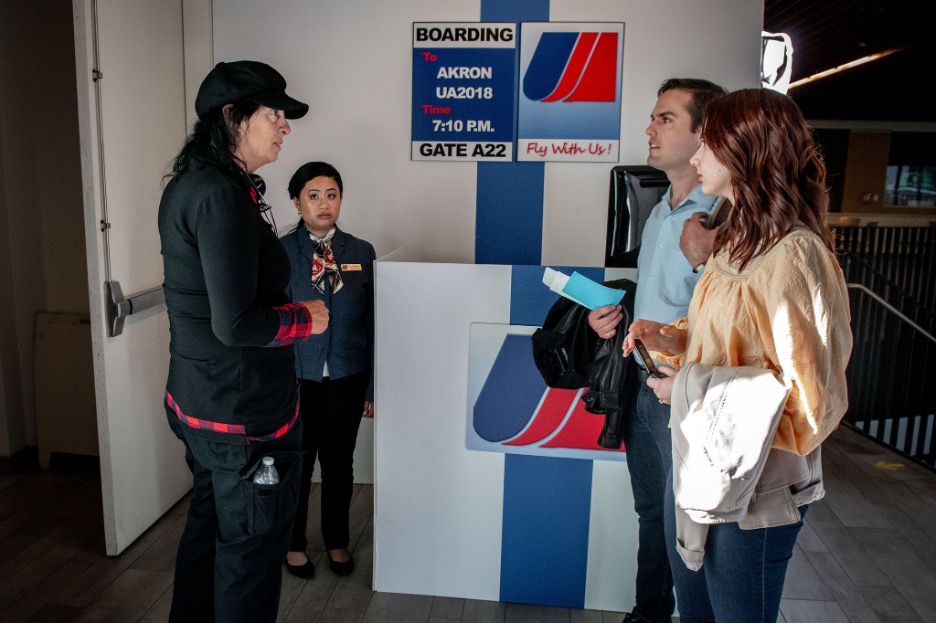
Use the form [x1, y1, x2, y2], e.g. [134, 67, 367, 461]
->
[762, 0, 936, 122]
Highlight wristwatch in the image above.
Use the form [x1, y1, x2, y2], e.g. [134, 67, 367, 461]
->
[692, 262, 706, 274]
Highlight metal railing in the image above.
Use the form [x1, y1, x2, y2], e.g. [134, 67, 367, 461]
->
[843, 283, 936, 469]
[835, 225, 936, 335]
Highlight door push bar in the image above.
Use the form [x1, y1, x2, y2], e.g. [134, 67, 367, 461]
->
[106, 280, 165, 337]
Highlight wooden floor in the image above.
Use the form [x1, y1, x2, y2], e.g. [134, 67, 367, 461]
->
[2, 425, 936, 623]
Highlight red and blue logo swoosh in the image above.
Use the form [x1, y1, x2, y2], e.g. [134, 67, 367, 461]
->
[470, 332, 625, 458]
[522, 32, 618, 102]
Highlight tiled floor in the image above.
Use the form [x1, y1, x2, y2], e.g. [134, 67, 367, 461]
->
[2, 424, 935, 622]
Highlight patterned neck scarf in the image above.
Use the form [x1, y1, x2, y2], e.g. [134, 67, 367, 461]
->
[308, 227, 343, 294]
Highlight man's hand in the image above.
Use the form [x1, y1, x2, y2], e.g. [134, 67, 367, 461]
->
[680, 212, 717, 268]
[588, 304, 623, 339]
[301, 300, 329, 335]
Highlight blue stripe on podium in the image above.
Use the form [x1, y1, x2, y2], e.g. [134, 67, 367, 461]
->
[498, 256, 594, 607]
[500, 454, 592, 607]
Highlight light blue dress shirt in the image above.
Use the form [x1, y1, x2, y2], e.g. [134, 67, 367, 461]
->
[633, 184, 720, 326]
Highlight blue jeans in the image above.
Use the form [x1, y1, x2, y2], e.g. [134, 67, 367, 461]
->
[622, 382, 675, 622]
[166, 409, 303, 622]
[664, 470, 806, 623]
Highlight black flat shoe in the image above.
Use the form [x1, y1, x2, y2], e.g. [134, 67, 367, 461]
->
[328, 551, 354, 576]
[285, 556, 316, 579]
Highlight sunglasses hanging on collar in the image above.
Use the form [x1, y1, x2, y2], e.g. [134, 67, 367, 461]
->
[246, 172, 278, 233]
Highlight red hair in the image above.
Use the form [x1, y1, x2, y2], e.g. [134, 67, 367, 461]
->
[702, 89, 833, 270]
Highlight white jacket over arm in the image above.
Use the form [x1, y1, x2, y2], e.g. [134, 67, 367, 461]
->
[671, 362, 825, 571]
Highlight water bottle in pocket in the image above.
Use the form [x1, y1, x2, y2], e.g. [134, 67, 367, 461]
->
[240, 450, 303, 536]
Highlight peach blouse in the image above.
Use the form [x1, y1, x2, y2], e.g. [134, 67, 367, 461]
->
[659, 228, 853, 456]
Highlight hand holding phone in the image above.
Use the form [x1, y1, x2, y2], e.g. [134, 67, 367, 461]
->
[633, 339, 667, 379]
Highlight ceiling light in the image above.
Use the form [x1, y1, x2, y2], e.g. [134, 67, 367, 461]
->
[788, 49, 901, 90]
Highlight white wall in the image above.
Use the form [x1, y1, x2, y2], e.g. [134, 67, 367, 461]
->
[213, 0, 762, 267]
[214, 0, 482, 263]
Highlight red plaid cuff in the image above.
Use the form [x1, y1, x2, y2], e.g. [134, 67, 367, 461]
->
[268, 303, 314, 347]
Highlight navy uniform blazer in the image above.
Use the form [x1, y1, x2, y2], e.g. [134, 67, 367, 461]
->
[280, 226, 376, 401]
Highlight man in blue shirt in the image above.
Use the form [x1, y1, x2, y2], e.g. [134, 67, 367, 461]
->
[589, 78, 727, 623]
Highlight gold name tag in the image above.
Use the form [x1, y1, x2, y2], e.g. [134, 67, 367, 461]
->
[341, 263, 362, 271]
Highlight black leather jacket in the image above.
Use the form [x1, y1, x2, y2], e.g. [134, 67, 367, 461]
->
[532, 279, 638, 449]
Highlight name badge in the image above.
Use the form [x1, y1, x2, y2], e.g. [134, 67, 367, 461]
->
[341, 263, 363, 271]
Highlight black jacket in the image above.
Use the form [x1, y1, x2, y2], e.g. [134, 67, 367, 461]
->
[158, 154, 298, 441]
[532, 279, 638, 449]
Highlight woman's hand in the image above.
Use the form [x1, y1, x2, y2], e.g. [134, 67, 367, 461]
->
[647, 365, 677, 405]
[363, 401, 375, 419]
[623, 320, 687, 357]
[588, 304, 623, 339]
[301, 300, 329, 334]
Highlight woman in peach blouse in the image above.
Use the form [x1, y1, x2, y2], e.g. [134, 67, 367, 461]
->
[625, 88, 852, 622]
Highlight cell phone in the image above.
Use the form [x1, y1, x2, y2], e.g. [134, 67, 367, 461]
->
[633, 339, 667, 379]
[706, 197, 732, 228]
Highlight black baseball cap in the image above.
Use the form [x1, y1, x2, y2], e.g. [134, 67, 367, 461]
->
[195, 60, 309, 120]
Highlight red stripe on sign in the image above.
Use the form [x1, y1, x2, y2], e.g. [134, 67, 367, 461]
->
[505, 387, 578, 446]
[566, 32, 618, 102]
[542, 398, 623, 451]
[542, 32, 598, 102]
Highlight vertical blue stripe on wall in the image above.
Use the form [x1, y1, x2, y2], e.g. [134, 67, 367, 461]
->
[476, 163, 544, 265]
[477, 0, 549, 266]
[479, 0, 593, 609]
[480, 0, 549, 22]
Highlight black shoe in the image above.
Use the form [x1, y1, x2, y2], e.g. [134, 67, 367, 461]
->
[285, 555, 316, 579]
[327, 550, 354, 576]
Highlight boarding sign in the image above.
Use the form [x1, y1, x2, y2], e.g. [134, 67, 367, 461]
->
[412, 23, 517, 161]
[517, 23, 624, 162]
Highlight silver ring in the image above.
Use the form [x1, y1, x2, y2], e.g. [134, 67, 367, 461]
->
[658, 398, 664, 404]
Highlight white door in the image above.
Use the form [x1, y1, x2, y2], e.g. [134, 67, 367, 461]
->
[73, 0, 212, 555]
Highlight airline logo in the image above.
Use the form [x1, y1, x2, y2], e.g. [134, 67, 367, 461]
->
[522, 32, 619, 102]
[517, 23, 624, 162]
[467, 328, 626, 461]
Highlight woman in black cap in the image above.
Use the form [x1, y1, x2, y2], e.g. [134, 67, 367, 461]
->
[158, 60, 328, 622]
